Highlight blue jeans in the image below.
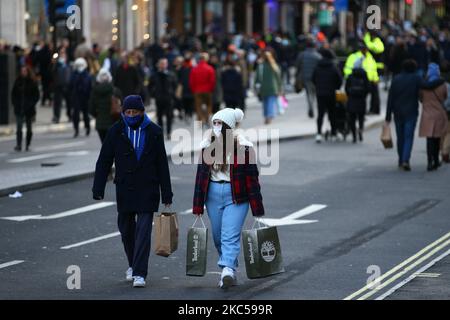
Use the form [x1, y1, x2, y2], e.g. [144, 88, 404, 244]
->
[394, 117, 417, 164]
[263, 96, 277, 119]
[206, 182, 249, 270]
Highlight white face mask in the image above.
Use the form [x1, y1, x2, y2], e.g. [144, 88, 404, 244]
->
[213, 124, 222, 137]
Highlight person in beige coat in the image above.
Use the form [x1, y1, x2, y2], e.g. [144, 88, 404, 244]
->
[419, 63, 448, 171]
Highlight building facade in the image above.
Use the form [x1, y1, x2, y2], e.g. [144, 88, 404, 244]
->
[0, 0, 448, 49]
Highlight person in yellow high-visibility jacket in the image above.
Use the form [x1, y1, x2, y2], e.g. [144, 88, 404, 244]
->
[344, 43, 381, 115]
[364, 31, 385, 115]
[344, 46, 379, 82]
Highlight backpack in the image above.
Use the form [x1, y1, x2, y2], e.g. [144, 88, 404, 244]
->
[348, 75, 367, 97]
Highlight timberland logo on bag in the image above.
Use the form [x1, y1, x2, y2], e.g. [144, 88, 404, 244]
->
[192, 234, 199, 262]
[261, 241, 276, 263]
[247, 237, 255, 264]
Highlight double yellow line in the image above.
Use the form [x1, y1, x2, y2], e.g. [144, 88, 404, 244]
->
[344, 231, 450, 300]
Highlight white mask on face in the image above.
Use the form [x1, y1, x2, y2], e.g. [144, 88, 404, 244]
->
[213, 124, 222, 137]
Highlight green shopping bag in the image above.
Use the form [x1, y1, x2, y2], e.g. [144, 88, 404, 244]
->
[242, 219, 285, 279]
[186, 216, 208, 277]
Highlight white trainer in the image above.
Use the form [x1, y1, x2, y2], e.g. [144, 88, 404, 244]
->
[126, 267, 133, 282]
[315, 134, 323, 143]
[220, 267, 236, 289]
[133, 276, 146, 288]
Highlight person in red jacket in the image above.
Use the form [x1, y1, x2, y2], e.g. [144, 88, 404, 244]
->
[189, 52, 216, 126]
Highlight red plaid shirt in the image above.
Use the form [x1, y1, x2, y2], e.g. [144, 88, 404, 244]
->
[193, 146, 264, 217]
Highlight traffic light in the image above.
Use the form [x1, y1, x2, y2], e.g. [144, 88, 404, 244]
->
[48, 0, 67, 26]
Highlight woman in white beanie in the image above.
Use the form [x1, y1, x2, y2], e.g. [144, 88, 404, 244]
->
[192, 108, 265, 289]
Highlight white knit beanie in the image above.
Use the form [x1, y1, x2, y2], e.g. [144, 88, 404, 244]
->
[212, 108, 244, 129]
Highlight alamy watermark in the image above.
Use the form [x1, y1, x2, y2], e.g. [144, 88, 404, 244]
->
[66, 5, 81, 31]
[366, 5, 381, 31]
[66, 265, 81, 290]
[366, 265, 382, 290]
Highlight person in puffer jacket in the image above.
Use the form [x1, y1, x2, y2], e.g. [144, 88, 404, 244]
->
[192, 108, 264, 289]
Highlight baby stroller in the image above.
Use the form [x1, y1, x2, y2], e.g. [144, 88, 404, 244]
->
[324, 91, 349, 141]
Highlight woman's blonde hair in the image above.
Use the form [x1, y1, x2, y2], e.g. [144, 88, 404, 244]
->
[264, 51, 280, 73]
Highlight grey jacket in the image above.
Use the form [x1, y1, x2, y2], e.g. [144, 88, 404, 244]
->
[296, 48, 322, 82]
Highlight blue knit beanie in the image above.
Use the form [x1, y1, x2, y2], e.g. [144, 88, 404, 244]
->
[123, 95, 145, 111]
[426, 63, 440, 83]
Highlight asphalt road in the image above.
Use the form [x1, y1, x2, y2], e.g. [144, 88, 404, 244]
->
[0, 123, 449, 300]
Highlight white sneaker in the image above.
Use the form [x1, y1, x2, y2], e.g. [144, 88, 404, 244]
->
[219, 267, 236, 289]
[126, 267, 133, 282]
[133, 276, 146, 288]
[315, 134, 322, 143]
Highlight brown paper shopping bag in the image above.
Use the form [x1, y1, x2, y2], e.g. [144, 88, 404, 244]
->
[381, 123, 393, 149]
[154, 211, 179, 257]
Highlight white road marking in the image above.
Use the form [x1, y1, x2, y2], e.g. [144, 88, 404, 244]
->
[7, 150, 90, 163]
[60, 232, 121, 250]
[344, 231, 450, 300]
[375, 249, 450, 300]
[180, 209, 193, 215]
[1, 202, 116, 222]
[32, 141, 86, 152]
[0, 260, 25, 269]
[260, 204, 327, 227]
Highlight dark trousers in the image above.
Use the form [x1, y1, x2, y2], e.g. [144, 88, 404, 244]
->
[369, 82, 380, 114]
[348, 112, 365, 141]
[426, 137, 441, 166]
[317, 95, 336, 135]
[156, 99, 174, 136]
[53, 87, 71, 122]
[182, 97, 194, 118]
[97, 129, 108, 144]
[395, 117, 417, 164]
[117, 212, 154, 279]
[41, 75, 52, 105]
[16, 114, 33, 148]
[73, 103, 90, 134]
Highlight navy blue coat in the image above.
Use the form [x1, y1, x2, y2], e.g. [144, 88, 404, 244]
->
[92, 118, 173, 214]
[385, 71, 423, 122]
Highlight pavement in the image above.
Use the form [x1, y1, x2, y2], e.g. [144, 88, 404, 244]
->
[0, 90, 387, 197]
[0, 123, 448, 300]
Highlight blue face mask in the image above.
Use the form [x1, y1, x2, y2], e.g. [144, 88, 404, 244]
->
[125, 114, 143, 127]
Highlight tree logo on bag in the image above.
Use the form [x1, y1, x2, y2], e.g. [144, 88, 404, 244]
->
[260, 241, 276, 263]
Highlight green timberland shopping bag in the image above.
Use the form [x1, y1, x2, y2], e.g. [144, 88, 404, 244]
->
[242, 219, 285, 279]
[186, 216, 208, 277]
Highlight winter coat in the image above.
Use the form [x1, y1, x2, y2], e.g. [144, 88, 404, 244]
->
[312, 59, 343, 97]
[178, 65, 193, 99]
[189, 61, 216, 94]
[149, 70, 177, 103]
[419, 79, 448, 138]
[193, 135, 264, 217]
[114, 64, 141, 98]
[221, 65, 245, 106]
[89, 82, 122, 131]
[92, 116, 173, 213]
[296, 48, 322, 82]
[52, 62, 72, 90]
[69, 70, 92, 110]
[11, 76, 40, 117]
[345, 68, 370, 114]
[385, 71, 423, 122]
[255, 62, 282, 98]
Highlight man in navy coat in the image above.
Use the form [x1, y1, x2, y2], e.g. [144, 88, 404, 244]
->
[92, 95, 173, 288]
